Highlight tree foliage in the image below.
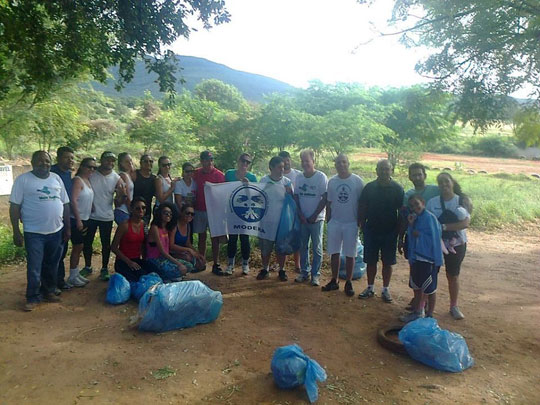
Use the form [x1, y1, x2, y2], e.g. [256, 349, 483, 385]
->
[364, 0, 540, 129]
[0, 1, 230, 101]
[513, 106, 540, 146]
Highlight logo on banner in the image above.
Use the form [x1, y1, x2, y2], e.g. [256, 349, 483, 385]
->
[230, 185, 268, 223]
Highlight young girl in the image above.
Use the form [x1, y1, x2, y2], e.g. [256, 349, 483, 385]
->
[400, 194, 443, 322]
[111, 197, 148, 282]
[169, 204, 206, 272]
[146, 202, 187, 282]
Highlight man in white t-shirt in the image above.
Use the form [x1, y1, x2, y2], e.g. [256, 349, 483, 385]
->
[82, 151, 124, 281]
[321, 154, 364, 296]
[293, 149, 328, 286]
[279, 150, 302, 272]
[256, 156, 293, 282]
[10, 151, 71, 311]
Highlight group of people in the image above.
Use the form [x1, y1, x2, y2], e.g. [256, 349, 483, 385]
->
[10, 147, 471, 321]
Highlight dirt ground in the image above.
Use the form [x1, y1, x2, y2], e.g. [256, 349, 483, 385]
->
[350, 151, 540, 175]
[0, 224, 539, 405]
[1, 152, 539, 404]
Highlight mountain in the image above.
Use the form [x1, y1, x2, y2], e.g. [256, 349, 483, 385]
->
[90, 55, 294, 102]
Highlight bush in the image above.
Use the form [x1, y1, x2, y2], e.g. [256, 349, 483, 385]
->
[470, 135, 518, 158]
[0, 225, 26, 264]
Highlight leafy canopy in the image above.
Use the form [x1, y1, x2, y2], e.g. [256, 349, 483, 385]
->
[0, 1, 230, 101]
[361, 0, 540, 129]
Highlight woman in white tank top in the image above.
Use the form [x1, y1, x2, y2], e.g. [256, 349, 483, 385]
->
[68, 157, 96, 287]
[114, 153, 135, 225]
[154, 156, 177, 208]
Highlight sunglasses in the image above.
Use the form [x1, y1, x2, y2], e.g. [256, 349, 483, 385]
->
[185, 211, 195, 216]
[142, 159, 154, 164]
[184, 169, 194, 173]
[162, 210, 173, 217]
[161, 163, 172, 167]
[240, 159, 252, 165]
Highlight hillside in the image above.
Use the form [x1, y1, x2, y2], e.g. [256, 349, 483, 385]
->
[90, 55, 294, 102]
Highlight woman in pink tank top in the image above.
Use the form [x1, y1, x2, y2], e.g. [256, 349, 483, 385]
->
[146, 202, 187, 281]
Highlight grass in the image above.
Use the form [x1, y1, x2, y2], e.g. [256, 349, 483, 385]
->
[0, 225, 26, 265]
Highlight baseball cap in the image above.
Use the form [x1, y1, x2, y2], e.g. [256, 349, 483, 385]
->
[200, 150, 214, 161]
[101, 151, 116, 160]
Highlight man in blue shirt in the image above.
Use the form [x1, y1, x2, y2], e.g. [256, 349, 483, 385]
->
[50, 146, 75, 291]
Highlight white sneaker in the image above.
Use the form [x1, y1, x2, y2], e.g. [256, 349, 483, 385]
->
[225, 264, 234, 276]
[295, 274, 309, 283]
[450, 306, 465, 320]
[67, 276, 86, 287]
[242, 264, 249, 275]
[76, 274, 90, 284]
[311, 276, 320, 286]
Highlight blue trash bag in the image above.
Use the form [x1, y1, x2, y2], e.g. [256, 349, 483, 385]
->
[130, 272, 162, 301]
[398, 318, 474, 372]
[106, 273, 131, 305]
[338, 238, 366, 280]
[271, 344, 327, 403]
[276, 194, 301, 255]
[138, 280, 223, 333]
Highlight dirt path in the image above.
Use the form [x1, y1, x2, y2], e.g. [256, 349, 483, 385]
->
[350, 151, 540, 175]
[0, 225, 539, 405]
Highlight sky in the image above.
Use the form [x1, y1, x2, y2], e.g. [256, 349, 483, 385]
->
[171, 0, 431, 89]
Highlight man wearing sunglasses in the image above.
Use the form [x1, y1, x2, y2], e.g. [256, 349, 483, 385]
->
[192, 150, 225, 275]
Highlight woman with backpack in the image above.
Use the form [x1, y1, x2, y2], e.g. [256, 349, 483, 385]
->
[426, 172, 472, 320]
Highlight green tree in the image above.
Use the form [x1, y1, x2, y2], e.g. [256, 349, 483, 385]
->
[513, 106, 540, 147]
[194, 79, 249, 112]
[378, 86, 457, 165]
[364, 0, 540, 129]
[0, 1, 230, 101]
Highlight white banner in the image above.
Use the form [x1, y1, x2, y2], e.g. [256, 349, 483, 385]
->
[0, 165, 13, 196]
[205, 181, 286, 240]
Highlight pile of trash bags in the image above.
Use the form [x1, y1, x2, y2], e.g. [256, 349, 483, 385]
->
[271, 344, 327, 403]
[105, 274, 223, 333]
[138, 280, 223, 333]
[398, 318, 474, 372]
[338, 239, 366, 280]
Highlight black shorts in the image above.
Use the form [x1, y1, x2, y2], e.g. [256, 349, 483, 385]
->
[444, 243, 467, 276]
[409, 261, 439, 294]
[363, 229, 398, 265]
[70, 220, 88, 245]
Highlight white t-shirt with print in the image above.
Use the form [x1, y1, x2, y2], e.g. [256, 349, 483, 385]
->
[426, 194, 470, 245]
[174, 179, 197, 206]
[327, 173, 364, 223]
[10, 171, 69, 234]
[90, 170, 120, 221]
[294, 170, 328, 221]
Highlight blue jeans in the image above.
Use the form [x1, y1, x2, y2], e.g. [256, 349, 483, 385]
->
[24, 230, 63, 302]
[299, 221, 324, 278]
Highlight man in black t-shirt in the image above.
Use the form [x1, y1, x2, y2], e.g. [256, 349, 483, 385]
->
[358, 159, 404, 303]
